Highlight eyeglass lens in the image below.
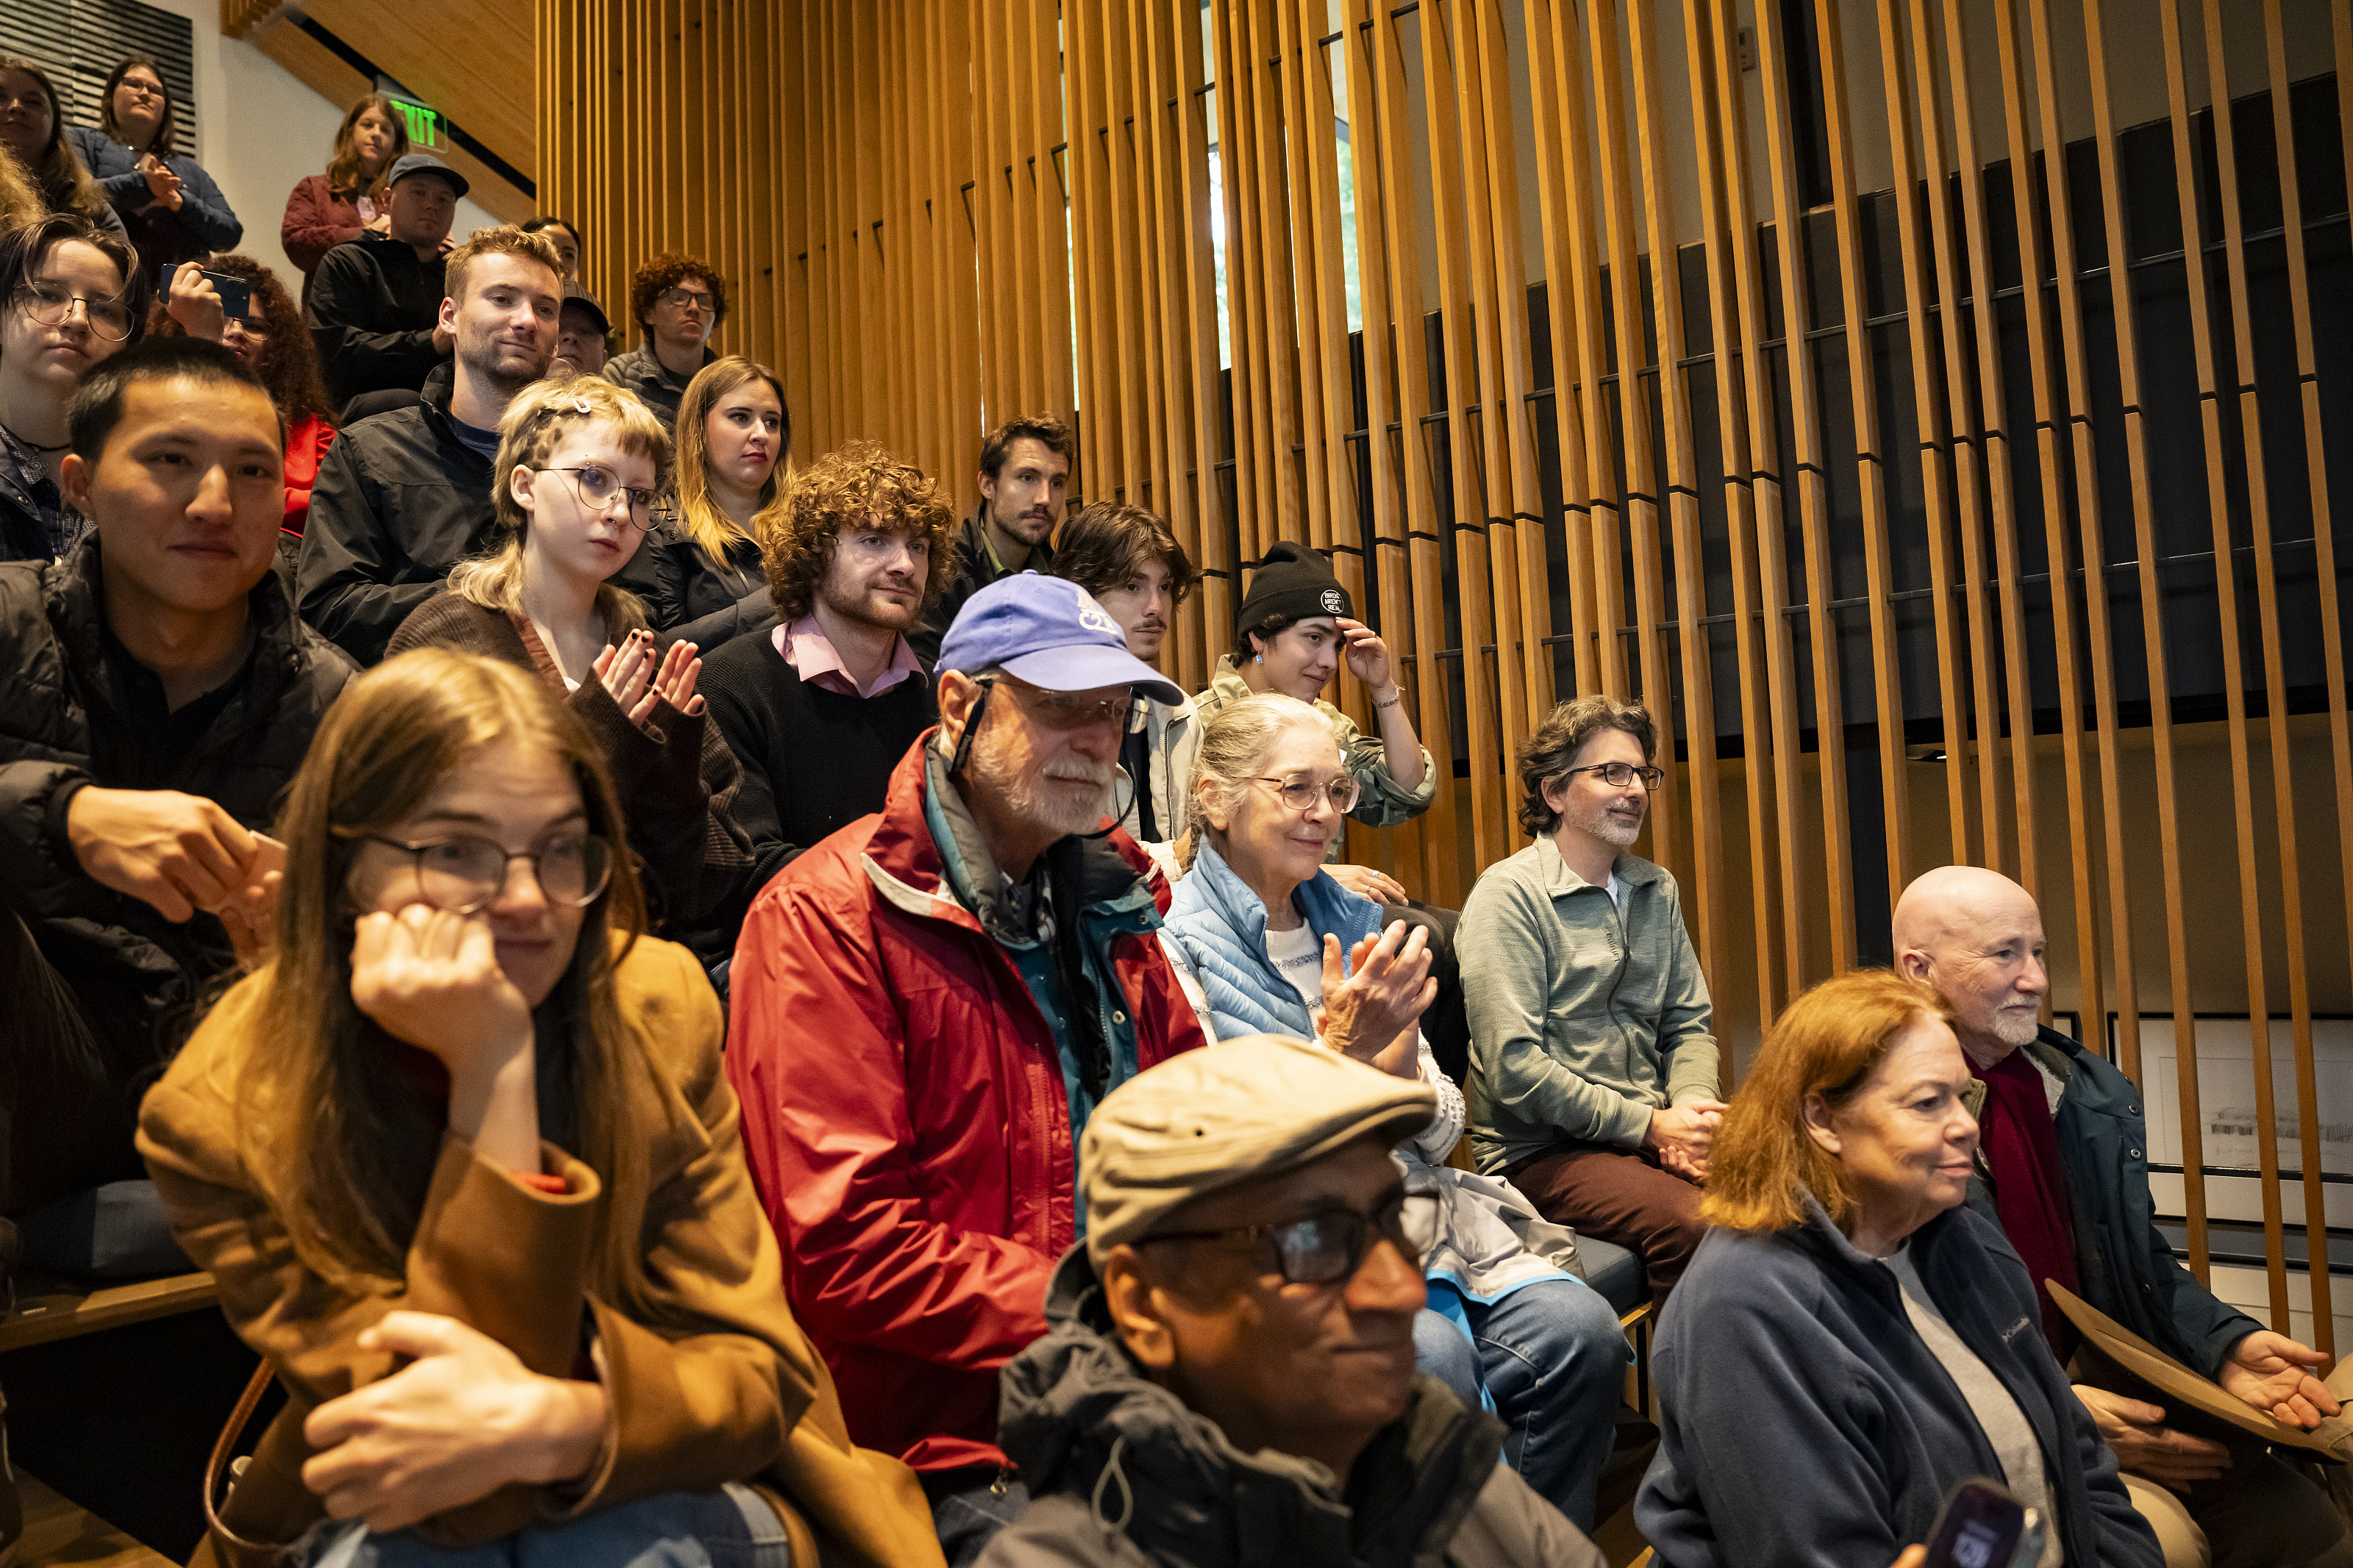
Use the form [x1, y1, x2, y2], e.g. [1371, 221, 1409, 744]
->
[1271, 1194, 1415, 1284]
[18, 283, 134, 340]
[1277, 775, 1360, 813]
[406, 835, 612, 913]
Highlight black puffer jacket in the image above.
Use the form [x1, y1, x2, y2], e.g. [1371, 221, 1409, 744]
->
[610, 523, 771, 649]
[0, 542, 354, 1054]
[296, 364, 498, 666]
[980, 1247, 1602, 1568]
[304, 230, 449, 409]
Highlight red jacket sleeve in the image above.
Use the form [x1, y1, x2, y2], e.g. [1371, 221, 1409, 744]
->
[726, 881, 1054, 1373]
[282, 176, 363, 276]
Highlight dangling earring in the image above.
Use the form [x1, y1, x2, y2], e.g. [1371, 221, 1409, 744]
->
[1254, 653, 1264, 664]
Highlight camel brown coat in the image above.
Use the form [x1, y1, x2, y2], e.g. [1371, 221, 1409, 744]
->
[138, 934, 943, 1568]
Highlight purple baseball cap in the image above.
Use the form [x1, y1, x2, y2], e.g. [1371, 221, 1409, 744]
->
[940, 572, 1185, 704]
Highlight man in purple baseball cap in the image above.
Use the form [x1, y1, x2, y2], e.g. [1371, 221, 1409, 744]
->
[726, 569, 1205, 1565]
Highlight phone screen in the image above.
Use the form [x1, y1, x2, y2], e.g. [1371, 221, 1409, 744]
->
[1922, 1478, 2035, 1568]
[204, 271, 253, 322]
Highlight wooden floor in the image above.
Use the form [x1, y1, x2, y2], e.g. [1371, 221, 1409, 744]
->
[17, 1472, 174, 1568]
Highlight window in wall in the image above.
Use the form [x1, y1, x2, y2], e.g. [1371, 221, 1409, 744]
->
[1203, 1, 1233, 370]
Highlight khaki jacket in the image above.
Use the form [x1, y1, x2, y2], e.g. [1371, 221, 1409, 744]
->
[138, 935, 942, 1568]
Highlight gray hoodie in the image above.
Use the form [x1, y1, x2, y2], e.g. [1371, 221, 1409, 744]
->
[979, 1247, 1604, 1568]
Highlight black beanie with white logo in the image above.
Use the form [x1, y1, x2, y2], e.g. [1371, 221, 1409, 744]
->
[1235, 540, 1352, 645]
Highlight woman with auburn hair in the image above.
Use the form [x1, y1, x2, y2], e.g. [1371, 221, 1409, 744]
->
[281, 93, 410, 301]
[387, 377, 752, 964]
[614, 354, 787, 648]
[68, 55, 243, 286]
[136, 648, 942, 1568]
[1635, 970, 2161, 1568]
[151, 253, 338, 536]
[0, 57, 126, 241]
[0, 143, 42, 232]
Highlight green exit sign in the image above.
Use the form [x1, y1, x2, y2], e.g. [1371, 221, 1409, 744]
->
[389, 98, 443, 151]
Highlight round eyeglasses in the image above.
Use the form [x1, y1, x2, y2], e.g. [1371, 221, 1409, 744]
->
[1143, 1189, 1418, 1286]
[13, 282, 135, 341]
[532, 465, 660, 529]
[360, 833, 613, 915]
[1251, 773, 1363, 815]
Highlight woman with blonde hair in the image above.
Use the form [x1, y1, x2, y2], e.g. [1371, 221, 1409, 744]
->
[387, 378, 752, 960]
[0, 142, 42, 232]
[138, 648, 941, 1568]
[282, 93, 410, 301]
[1635, 969, 2160, 1568]
[616, 354, 787, 648]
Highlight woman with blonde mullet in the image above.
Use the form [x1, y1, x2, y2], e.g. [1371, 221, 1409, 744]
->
[138, 648, 943, 1568]
[388, 377, 752, 961]
[1634, 969, 2160, 1568]
[616, 354, 788, 648]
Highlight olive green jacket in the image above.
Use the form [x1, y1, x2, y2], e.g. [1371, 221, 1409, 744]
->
[1460, 835, 1718, 1170]
[1195, 658, 1436, 862]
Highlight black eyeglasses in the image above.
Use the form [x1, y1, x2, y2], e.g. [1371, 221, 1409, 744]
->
[657, 287, 715, 312]
[358, 833, 613, 915]
[532, 465, 660, 528]
[1560, 761, 1664, 792]
[1143, 1189, 1416, 1286]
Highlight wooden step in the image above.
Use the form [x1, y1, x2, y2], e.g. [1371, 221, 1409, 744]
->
[15, 1471, 174, 1568]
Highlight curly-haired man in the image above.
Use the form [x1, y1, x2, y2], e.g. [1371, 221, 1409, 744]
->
[599, 250, 726, 429]
[698, 440, 955, 906]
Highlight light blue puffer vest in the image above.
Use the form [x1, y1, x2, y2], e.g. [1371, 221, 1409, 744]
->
[1161, 842, 1383, 1040]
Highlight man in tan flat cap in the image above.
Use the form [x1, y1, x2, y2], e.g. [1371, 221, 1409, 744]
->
[976, 1034, 1604, 1567]
[1895, 865, 2351, 1568]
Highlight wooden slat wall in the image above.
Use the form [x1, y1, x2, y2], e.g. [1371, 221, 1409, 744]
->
[540, 0, 2353, 1346]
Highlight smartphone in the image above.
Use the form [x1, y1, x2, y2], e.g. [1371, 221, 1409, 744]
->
[168, 262, 252, 322]
[1921, 1478, 2044, 1568]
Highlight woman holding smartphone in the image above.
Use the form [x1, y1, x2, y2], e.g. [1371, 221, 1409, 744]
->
[138, 647, 939, 1567]
[387, 378, 752, 957]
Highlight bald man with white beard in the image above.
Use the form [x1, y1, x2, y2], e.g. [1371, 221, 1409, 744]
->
[1893, 866, 2352, 1568]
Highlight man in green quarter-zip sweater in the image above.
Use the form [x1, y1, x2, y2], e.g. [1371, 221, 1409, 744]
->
[1459, 695, 1721, 1300]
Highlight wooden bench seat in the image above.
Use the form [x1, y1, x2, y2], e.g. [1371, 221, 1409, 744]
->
[15, 1471, 174, 1568]
[0, 1272, 217, 1355]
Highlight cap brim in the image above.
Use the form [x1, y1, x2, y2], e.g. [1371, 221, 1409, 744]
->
[396, 168, 469, 198]
[997, 645, 1185, 706]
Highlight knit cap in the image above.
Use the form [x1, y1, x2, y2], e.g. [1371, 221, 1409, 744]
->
[1235, 540, 1352, 642]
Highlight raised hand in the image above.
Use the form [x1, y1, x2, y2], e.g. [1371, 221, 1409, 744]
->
[636, 637, 704, 726]
[301, 1311, 607, 1532]
[349, 903, 533, 1080]
[1317, 921, 1435, 1078]
[165, 263, 225, 341]
[1332, 616, 1397, 695]
[66, 785, 262, 923]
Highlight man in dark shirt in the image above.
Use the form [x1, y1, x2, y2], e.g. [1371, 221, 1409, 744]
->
[908, 412, 1071, 663]
[1895, 866, 2351, 1568]
[296, 225, 560, 665]
[0, 337, 351, 1256]
[699, 441, 952, 931]
[304, 153, 463, 415]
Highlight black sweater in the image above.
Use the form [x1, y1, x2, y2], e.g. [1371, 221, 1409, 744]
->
[700, 628, 937, 909]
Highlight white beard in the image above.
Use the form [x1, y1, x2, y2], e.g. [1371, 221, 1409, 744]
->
[1990, 1004, 2043, 1048]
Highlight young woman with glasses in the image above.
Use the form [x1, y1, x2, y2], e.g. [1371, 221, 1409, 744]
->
[151, 252, 338, 537]
[67, 55, 242, 287]
[386, 377, 754, 955]
[0, 213, 149, 562]
[1153, 692, 1635, 1533]
[136, 647, 940, 1567]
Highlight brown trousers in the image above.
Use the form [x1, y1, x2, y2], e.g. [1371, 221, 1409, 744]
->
[1505, 1139, 1704, 1299]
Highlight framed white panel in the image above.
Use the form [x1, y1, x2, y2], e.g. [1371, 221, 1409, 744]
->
[2124, 1014, 2353, 1231]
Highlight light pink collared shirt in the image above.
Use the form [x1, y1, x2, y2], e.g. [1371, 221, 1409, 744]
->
[774, 615, 924, 698]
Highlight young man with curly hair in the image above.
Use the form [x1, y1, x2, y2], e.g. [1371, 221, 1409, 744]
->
[599, 251, 724, 429]
[698, 440, 953, 909]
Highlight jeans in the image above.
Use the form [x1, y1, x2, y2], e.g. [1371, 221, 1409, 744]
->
[1413, 1277, 1627, 1532]
[918, 1466, 1029, 1568]
[294, 1486, 792, 1568]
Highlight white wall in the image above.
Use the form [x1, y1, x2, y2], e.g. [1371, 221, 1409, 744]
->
[134, 0, 504, 299]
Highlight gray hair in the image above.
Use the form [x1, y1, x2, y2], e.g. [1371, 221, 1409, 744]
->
[1183, 694, 1338, 869]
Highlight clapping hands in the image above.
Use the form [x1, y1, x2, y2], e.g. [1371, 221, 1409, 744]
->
[1317, 920, 1435, 1079]
[594, 629, 704, 734]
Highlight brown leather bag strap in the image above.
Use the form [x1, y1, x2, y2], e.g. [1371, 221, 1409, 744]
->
[204, 1359, 288, 1561]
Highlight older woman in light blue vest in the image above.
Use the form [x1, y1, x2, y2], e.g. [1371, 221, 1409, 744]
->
[1154, 692, 1631, 1532]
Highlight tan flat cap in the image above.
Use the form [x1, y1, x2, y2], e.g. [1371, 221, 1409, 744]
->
[1082, 1033, 1438, 1266]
